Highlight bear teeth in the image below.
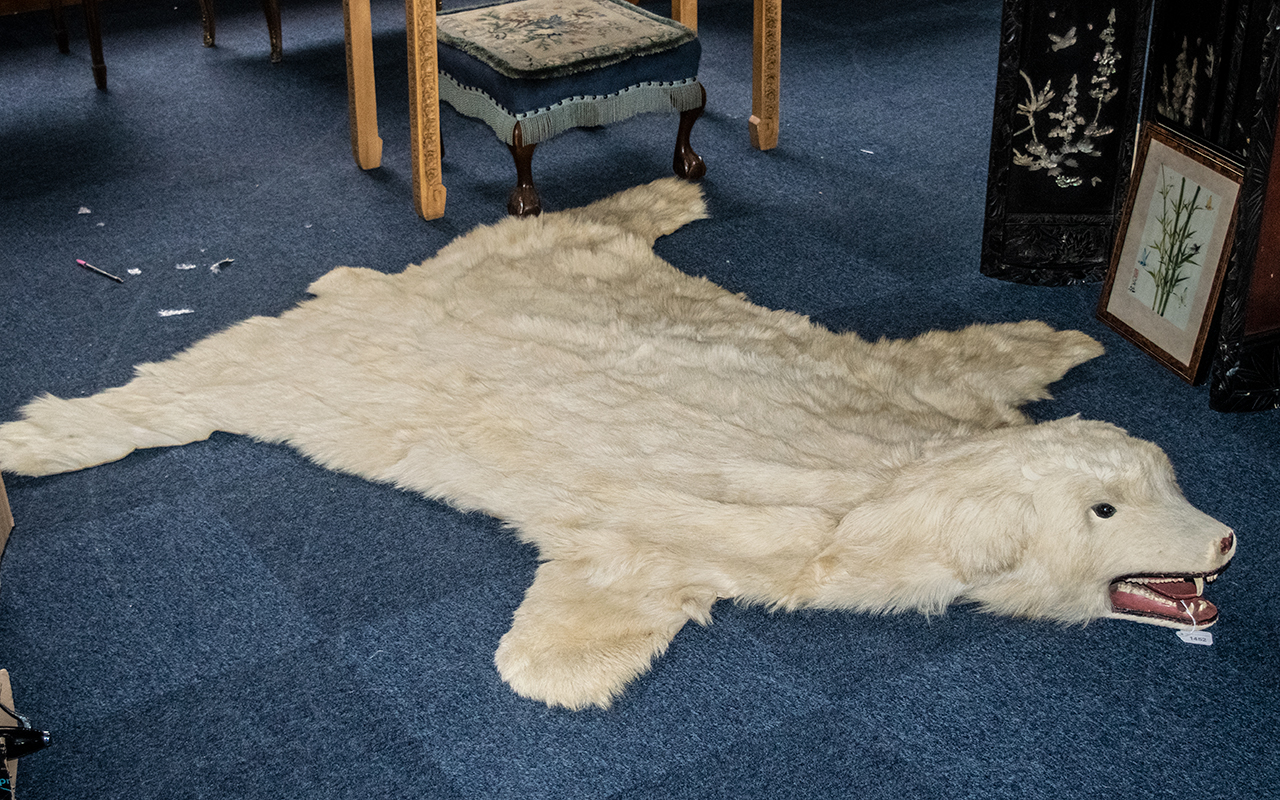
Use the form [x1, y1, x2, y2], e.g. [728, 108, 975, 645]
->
[1114, 582, 1176, 607]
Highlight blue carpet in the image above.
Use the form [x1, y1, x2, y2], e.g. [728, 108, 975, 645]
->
[2, 0, 1278, 797]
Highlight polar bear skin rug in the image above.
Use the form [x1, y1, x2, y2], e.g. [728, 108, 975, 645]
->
[0, 179, 1237, 710]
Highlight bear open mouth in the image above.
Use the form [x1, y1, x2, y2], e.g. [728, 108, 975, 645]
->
[1108, 562, 1231, 629]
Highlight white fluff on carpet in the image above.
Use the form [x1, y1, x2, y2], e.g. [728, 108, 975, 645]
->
[0, 179, 1236, 709]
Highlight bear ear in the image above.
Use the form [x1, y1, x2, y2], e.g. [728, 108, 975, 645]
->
[834, 476, 1034, 587]
[941, 493, 1035, 584]
[906, 432, 1039, 584]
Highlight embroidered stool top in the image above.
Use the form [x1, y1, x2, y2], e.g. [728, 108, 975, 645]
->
[437, 0, 703, 146]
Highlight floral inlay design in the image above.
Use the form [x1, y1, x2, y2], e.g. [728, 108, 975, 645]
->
[1156, 36, 1214, 132]
[1012, 9, 1121, 189]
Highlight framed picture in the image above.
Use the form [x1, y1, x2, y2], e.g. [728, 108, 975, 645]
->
[1097, 124, 1244, 382]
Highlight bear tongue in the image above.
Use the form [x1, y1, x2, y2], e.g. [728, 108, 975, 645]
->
[1110, 579, 1218, 626]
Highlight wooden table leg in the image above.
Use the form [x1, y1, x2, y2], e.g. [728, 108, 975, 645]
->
[0, 475, 13, 550]
[750, 0, 780, 150]
[671, 0, 696, 31]
[0, 671, 17, 790]
[262, 0, 283, 63]
[343, 0, 383, 170]
[404, 0, 447, 219]
[82, 0, 106, 91]
[50, 0, 70, 52]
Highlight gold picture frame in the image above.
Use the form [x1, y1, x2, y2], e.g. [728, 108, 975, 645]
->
[1097, 124, 1244, 383]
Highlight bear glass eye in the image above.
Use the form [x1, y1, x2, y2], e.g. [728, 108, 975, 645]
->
[1091, 502, 1117, 519]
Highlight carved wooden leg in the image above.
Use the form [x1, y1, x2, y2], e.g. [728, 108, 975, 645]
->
[750, 0, 781, 150]
[507, 122, 541, 217]
[673, 84, 707, 181]
[404, 0, 447, 219]
[198, 0, 215, 47]
[82, 0, 106, 91]
[262, 0, 282, 63]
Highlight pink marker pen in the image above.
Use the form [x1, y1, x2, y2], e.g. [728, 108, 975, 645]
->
[76, 259, 124, 283]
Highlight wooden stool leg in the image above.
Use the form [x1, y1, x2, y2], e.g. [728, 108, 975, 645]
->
[199, 0, 216, 46]
[262, 0, 283, 63]
[82, 0, 106, 91]
[507, 122, 542, 217]
[673, 84, 706, 181]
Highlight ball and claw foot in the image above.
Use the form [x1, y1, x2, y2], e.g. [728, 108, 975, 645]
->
[507, 185, 542, 218]
[673, 86, 707, 182]
[507, 123, 542, 217]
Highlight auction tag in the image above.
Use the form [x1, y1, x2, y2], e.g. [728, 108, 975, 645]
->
[1176, 629, 1214, 646]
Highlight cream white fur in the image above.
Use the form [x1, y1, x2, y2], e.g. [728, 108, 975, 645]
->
[0, 179, 1235, 709]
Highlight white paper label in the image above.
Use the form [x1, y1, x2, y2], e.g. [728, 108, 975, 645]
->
[1176, 629, 1214, 646]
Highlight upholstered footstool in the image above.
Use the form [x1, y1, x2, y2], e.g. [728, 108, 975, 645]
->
[436, 0, 707, 215]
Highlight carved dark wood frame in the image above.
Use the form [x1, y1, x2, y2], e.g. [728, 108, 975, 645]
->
[981, 0, 1154, 286]
[1209, 0, 1280, 412]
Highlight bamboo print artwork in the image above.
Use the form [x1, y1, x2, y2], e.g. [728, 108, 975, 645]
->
[1146, 166, 1203, 318]
[1128, 165, 1218, 330]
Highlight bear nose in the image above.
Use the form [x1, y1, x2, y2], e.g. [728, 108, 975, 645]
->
[1219, 531, 1235, 555]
